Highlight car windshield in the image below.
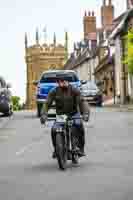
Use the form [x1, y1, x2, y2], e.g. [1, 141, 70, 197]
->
[82, 82, 98, 90]
[40, 73, 79, 83]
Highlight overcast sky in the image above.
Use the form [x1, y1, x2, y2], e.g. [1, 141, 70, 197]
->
[0, 0, 126, 102]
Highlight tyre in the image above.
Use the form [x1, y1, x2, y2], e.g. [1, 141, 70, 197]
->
[3, 106, 13, 117]
[37, 103, 43, 117]
[4, 111, 11, 117]
[9, 106, 13, 116]
[56, 134, 67, 170]
[71, 135, 79, 164]
[72, 153, 78, 164]
[96, 101, 102, 107]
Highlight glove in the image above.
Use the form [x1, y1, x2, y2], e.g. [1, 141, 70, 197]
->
[83, 113, 89, 122]
[40, 114, 47, 124]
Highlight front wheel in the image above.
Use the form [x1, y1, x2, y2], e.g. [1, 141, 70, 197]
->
[56, 134, 67, 170]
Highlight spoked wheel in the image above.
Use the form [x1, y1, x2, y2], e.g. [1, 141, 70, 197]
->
[71, 135, 79, 165]
[72, 151, 79, 164]
[56, 134, 67, 170]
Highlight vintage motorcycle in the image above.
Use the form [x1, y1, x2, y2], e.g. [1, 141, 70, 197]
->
[46, 114, 84, 170]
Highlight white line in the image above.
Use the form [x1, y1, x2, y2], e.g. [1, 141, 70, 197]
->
[16, 140, 44, 156]
[0, 135, 9, 140]
[16, 144, 33, 156]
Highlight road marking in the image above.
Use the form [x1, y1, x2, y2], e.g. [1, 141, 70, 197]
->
[16, 140, 44, 156]
[16, 144, 32, 156]
[0, 135, 10, 140]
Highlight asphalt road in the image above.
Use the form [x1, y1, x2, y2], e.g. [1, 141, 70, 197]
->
[0, 108, 133, 200]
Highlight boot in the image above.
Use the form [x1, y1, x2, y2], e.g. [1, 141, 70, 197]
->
[78, 147, 86, 157]
[52, 150, 57, 159]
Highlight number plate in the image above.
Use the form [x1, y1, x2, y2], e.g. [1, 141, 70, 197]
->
[48, 109, 56, 114]
[45, 120, 54, 127]
[84, 97, 93, 100]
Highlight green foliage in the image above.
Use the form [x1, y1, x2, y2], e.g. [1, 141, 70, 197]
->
[124, 29, 133, 74]
[11, 96, 22, 111]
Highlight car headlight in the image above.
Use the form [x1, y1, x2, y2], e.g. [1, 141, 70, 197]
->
[36, 86, 41, 94]
[0, 93, 5, 97]
[81, 92, 88, 96]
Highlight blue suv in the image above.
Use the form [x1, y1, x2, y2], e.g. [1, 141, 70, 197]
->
[35, 70, 80, 117]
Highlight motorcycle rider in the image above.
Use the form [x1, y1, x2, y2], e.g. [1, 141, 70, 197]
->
[40, 74, 90, 157]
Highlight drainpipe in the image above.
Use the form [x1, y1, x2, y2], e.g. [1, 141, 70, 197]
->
[113, 61, 116, 104]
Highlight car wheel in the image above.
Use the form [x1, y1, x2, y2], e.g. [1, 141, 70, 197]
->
[37, 103, 43, 117]
[4, 112, 10, 117]
[4, 110, 12, 117]
[96, 101, 102, 107]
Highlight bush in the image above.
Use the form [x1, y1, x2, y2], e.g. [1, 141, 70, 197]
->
[124, 30, 133, 74]
[11, 96, 22, 111]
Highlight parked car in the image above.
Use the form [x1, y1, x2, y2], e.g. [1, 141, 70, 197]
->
[80, 81, 103, 106]
[0, 76, 13, 116]
[34, 70, 80, 117]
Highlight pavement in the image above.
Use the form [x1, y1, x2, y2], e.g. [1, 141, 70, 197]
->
[103, 104, 133, 112]
[0, 109, 133, 200]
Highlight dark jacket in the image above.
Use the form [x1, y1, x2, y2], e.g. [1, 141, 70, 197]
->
[43, 84, 89, 115]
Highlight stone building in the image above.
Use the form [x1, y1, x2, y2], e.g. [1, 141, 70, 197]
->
[64, 0, 133, 105]
[64, 47, 93, 81]
[109, 8, 133, 104]
[25, 31, 68, 109]
[127, 0, 133, 9]
[94, 42, 115, 104]
[64, 0, 115, 82]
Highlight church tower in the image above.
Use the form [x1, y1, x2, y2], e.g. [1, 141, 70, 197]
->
[25, 30, 68, 109]
[101, 0, 114, 31]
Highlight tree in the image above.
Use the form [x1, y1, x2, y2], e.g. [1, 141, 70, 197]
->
[11, 96, 22, 111]
[124, 29, 133, 101]
[124, 29, 133, 73]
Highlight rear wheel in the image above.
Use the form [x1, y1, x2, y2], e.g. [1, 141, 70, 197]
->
[56, 134, 67, 170]
[71, 133, 79, 165]
[72, 153, 78, 164]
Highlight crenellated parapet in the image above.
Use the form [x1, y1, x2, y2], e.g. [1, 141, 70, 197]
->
[25, 30, 68, 62]
[25, 43, 67, 63]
